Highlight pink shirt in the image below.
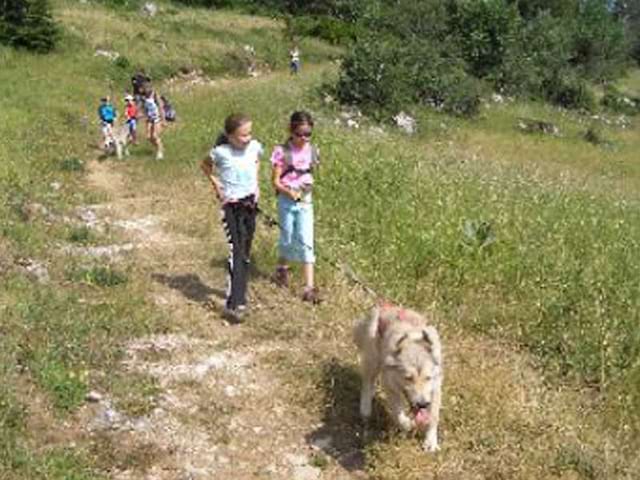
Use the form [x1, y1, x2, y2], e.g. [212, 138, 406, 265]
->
[270, 143, 315, 191]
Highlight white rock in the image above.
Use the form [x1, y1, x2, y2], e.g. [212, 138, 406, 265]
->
[94, 50, 120, 61]
[311, 435, 332, 450]
[393, 111, 417, 134]
[292, 465, 321, 480]
[142, 2, 158, 17]
[86, 390, 103, 403]
[285, 453, 308, 467]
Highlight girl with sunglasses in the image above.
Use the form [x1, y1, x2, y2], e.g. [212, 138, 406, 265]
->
[271, 111, 321, 304]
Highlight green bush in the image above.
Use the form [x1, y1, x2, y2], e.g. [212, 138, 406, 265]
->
[601, 85, 640, 115]
[543, 72, 595, 110]
[0, 0, 59, 53]
[446, 0, 521, 79]
[333, 0, 631, 115]
[336, 35, 481, 118]
[288, 15, 360, 45]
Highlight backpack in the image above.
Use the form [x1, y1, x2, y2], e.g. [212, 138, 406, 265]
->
[279, 141, 319, 180]
[161, 96, 176, 122]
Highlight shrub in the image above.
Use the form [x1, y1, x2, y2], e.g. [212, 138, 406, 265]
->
[446, 0, 522, 79]
[336, 35, 482, 118]
[0, 0, 59, 53]
[543, 72, 595, 110]
[288, 15, 360, 45]
[601, 85, 640, 115]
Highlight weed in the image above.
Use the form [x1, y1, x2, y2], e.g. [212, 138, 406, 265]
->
[67, 226, 93, 244]
[70, 266, 128, 287]
[59, 157, 85, 172]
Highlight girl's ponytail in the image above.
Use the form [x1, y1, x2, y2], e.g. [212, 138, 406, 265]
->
[214, 132, 229, 147]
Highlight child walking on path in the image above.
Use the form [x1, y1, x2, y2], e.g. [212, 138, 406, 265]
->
[143, 88, 164, 160]
[201, 113, 263, 322]
[289, 45, 300, 75]
[98, 96, 116, 151]
[124, 94, 138, 145]
[271, 111, 321, 304]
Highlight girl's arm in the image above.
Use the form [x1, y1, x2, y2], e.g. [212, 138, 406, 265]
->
[201, 157, 224, 201]
[272, 165, 300, 201]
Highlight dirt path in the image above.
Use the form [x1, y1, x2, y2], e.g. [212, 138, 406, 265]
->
[77, 157, 367, 480]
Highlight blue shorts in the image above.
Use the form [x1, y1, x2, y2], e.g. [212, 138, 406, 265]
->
[277, 193, 314, 263]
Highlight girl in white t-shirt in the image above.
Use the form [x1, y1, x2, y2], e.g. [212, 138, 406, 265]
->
[201, 113, 263, 322]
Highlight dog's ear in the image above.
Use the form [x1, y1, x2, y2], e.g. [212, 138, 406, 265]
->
[394, 333, 408, 356]
[422, 327, 442, 365]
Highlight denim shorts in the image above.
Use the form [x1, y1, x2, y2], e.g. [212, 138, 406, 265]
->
[277, 193, 314, 263]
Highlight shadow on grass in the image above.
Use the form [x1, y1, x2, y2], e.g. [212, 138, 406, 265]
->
[151, 272, 225, 305]
[305, 358, 391, 473]
[208, 256, 272, 282]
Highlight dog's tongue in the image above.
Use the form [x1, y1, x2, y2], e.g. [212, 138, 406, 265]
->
[414, 408, 430, 430]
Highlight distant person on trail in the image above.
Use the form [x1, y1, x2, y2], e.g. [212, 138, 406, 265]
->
[160, 95, 176, 123]
[97, 96, 116, 151]
[131, 70, 151, 107]
[289, 45, 300, 75]
[124, 94, 138, 145]
[200, 113, 263, 323]
[271, 111, 321, 304]
[143, 87, 164, 160]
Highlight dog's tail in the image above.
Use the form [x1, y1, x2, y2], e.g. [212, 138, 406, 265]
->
[353, 306, 380, 349]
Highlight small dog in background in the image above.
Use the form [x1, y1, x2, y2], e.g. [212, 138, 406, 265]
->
[353, 304, 443, 452]
[110, 123, 131, 160]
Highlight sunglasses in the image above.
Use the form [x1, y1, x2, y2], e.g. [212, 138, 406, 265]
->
[294, 130, 313, 138]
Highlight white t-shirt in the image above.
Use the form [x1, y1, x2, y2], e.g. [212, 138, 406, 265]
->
[210, 139, 263, 203]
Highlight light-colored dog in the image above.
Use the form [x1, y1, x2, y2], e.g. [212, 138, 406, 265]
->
[105, 123, 131, 160]
[353, 304, 443, 452]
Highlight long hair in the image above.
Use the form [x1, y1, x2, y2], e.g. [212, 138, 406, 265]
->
[215, 113, 252, 147]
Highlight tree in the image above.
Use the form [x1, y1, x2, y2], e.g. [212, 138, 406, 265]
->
[0, 0, 58, 52]
[614, 0, 640, 63]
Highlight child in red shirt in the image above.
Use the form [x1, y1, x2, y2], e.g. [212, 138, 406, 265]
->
[124, 94, 138, 145]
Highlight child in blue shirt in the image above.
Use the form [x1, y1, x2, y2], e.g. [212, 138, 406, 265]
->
[200, 113, 263, 322]
[98, 96, 116, 151]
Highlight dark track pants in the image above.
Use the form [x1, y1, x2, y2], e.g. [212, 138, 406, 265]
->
[221, 201, 257, 310]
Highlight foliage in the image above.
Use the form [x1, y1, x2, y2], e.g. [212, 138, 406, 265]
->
[336, 32, 482, 118]
[334, 0, 630, 116]
[601, 84, 640, 115]
[0, 0, 58, 53]
[446, 0, 522, 79]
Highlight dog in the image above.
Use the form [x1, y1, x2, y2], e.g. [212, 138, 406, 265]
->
[353, 304, 443, 452]
[105, 123, 131, 160]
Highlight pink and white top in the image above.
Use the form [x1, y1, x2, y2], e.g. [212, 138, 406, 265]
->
[270, 143, 315, 191]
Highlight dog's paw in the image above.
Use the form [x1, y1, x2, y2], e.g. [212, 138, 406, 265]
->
[422, 432, 440, 453]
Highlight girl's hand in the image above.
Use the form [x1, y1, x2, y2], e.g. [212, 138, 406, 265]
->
[288, 189, 301, 202]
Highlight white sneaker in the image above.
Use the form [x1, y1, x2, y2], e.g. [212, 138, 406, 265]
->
[156, 151, 164, 160]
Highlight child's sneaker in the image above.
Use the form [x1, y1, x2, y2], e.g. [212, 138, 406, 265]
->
[223, 307, 245, 324]
[272, 266, 289, 288]
[302, 287, 322, 304]
[156, 150, 164, 160]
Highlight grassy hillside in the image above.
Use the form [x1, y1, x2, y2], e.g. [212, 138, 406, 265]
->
[1, 1, 639, 479]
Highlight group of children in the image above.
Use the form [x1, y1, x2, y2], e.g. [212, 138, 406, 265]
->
[98, 71, 176, 161]
[201, 111, 320, 323]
